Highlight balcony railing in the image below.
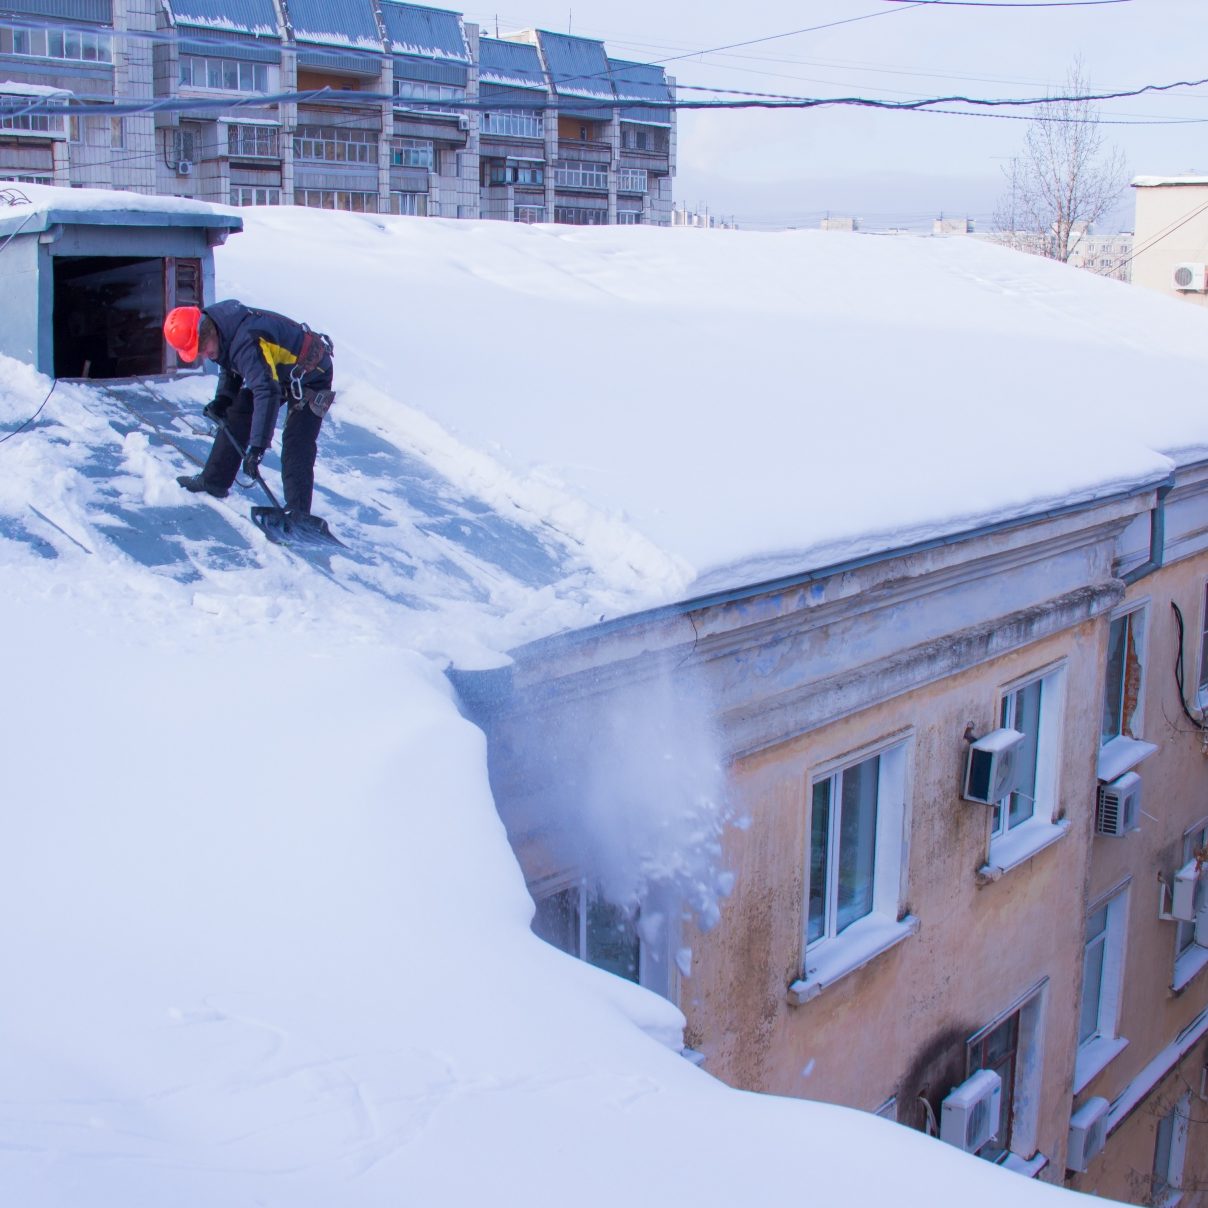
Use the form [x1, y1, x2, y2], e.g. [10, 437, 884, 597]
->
[553, 163, 607, 190]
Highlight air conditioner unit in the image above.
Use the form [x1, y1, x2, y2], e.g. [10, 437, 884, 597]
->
[963, 728, 1026, 805]
[1173, 262, 1208, 291]
[176, 159, 193, 176]
[1067, 1096, 1110, 1172]
[1171, 856, 1205, 922]
[940, 1069, 1002, 1153]
[457, 115, 470, 131]
[1096, 771, 1141, 837]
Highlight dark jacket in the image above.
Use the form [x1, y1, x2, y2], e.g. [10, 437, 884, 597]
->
[204, 300, 334, 449]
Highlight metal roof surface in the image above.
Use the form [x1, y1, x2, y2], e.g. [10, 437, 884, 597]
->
[607, 58, 670, 104]
[165, 0, 279, 37]
[0, 202, 243, 239]
[536, 30, 614, 102]
[378, 1, 468, 61]
[4, 0, 111, 23]
[283, 0, 382, 50]
[479, 36, 545, 90]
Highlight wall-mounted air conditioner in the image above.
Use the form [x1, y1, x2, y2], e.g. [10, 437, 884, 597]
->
[457, 115, 470, 131]
[1067, 1096, 1110, 1172]
[1096, 772, 1141, 837]
[1173, 262, 1208, 291]
[940, 1068, 1002, 1153]
[1171, 856, 1205, 922]
[176, 159, 193, 176]
[963, 728, 1025, 805]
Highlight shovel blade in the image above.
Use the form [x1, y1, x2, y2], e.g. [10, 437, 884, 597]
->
[251, 506, 344, 547]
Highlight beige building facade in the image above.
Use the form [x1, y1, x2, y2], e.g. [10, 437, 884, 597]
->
[459, 460, 1208, 1204]
[1132, 176, 1208, 305]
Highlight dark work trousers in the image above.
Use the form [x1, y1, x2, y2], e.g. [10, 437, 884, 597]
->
[201, 388, 325, 513]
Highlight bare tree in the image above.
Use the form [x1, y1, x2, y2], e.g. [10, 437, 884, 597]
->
[993, 60, 1127, 263]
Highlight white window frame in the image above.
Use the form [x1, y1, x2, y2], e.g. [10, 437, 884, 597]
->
[391, 137, 434, 170]
[967, 979, 1048, 1167]
[528, 872, 677, 999]
[178, 56, 272, 94]
[480, 109, 543, 138]
[790, 736, 916, 1002]
[617, 167, 648, 193]
[984, 663, 1069, 876]
[1197, 582, 1208, 709]
[1151, 1092, 1191, 1207]
[1172, 817, 1208, 991]
[230, 186, 280, 207]
[1101, 603, 1148, 746]
[1074, 881, 1131, 1090]
[10, 25, 111, 63]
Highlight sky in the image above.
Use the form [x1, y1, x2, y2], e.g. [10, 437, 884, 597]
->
[460, 0, 1208, 231]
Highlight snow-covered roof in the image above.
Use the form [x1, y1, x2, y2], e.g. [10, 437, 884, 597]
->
[206, 206, 1208, 609]
[0, 188, 1157, 1205]
[0, 79, 70, 98]
[1132, 174, 1208, 187]
[479, 35, 547, 92]
[0, 182, 243, 238]
[164, 0, 280, 38]
[378, 0, 469, 62]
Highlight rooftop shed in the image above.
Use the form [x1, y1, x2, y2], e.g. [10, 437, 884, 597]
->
[0, 186, 242, 379]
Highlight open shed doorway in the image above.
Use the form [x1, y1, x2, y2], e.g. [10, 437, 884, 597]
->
[52, 255, 201, 379]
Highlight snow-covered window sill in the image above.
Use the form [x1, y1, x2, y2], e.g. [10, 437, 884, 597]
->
[788, 914, 919, 1006]
[979, 820, 1070, 883]
[1001, 1152, 1049, 1179]
[1097, 736, 1158, 783]
[1172, 945, 1208, 993]
[1074, 1035, 1129, 1093]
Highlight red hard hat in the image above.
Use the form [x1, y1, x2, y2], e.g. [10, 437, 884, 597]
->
[164, 306, 202, 362]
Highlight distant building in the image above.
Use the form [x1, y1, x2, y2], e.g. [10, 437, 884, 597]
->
[671, 203, 736, 230]
[929, 216, 1132, 282]
[1132, 175, 1208, 304]
[0, 0, 675, 224]
[819, 214, 858, 232]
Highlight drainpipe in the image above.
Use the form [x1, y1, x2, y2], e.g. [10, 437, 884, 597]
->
[1121, 477, 1176, 586]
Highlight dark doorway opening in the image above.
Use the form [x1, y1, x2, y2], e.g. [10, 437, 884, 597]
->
[53, 256, 167, 379]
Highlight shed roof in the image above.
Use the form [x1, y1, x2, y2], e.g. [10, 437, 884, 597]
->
[164, 0, 279, 38]
[284, 0, 382, 50]
[0, 185, 243, 239]
[378, 0, 468, 61]
[479, 36, 546, 91]
[536, 30, 614, 103]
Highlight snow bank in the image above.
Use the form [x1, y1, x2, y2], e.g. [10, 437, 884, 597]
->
[0, 192, 1139, 1205]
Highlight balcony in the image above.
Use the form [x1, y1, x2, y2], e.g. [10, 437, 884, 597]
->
[226, 123, 279, 160]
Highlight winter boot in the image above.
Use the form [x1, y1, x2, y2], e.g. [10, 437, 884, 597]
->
[176, 473, 228, 499]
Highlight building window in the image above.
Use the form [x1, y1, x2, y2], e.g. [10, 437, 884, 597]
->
[485, 158, 543, 186]
[172, 128, 196, 163]
[553, 205, 607, 225]
[296, 189, 379, 212]
[480, 109, 543, 138]
[1074, 884, 1129, 1089]
[990, 664, 1066, 856]
[1196, 583, 1208, 707]
[966, 982, 1047, 1165]
[617, 167, 648, 193]
[553, 161, 608, 190]
[0, 98, 65, 135]
[1173, 819, 1208, 990]
[531, 878, 640, 983]
[7, 25, 111, 63]
[1151, 1093, 1190, 1207]
[227, 124, 278, 159]
[805, 741, 908, 954]
[294, 124, 377, 164]
[514, 204, 544, 223]
[392, 79, 464, 115]
[230, 186, 280, 206]
[390, 191, 428, 216]
[1102, 607, 1146, 744]
[391, 137, 433, 169]
[179, 56, 269, 93]
[109, 116, 124, 149]
[616, 210, 641, 225]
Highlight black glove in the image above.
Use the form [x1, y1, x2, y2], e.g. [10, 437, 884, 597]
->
[242, 445, 264, 478]
[203, 396, 232, 424]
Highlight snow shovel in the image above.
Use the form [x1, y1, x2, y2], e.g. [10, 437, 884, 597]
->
[213, 417, 343, 548]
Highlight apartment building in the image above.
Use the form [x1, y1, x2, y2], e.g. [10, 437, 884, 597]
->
[456, 433, 1208, 1199]
[0, 0, 675, 223]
